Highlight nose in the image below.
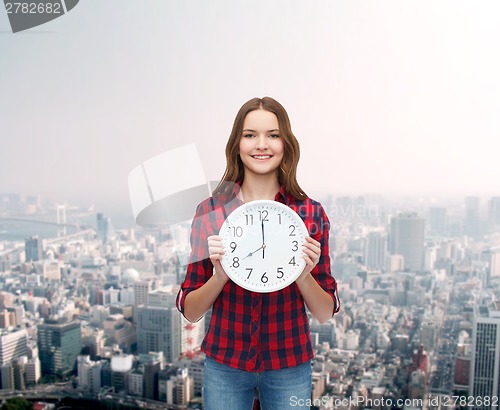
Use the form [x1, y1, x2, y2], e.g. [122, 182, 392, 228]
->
[256, 134, 268, 150]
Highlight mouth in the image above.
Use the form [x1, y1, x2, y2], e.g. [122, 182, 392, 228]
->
[251, 155, 273, 160]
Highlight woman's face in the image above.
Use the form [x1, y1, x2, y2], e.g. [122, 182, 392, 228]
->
[238, 109, 284, 179]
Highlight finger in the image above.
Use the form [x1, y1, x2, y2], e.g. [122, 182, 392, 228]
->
[302, 242, 320, 255]
[302, 253, 315, 268]
[208, 235, 223, 241]
[208, 246, 225, 254]
[209, 253, 222, 261]
[302, 246, 320, 264]
[305, 236, 320, 247]
[302, 242, 320, 258]
[207, 238, 224, 247]
[210, 253, 225, 264]
[208, 236, 225, 257]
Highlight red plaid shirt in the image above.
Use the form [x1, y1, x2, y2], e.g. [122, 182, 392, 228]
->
[176, 183, 340, 372]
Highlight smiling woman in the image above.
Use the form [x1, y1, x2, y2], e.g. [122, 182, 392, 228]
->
[176, 97, 340, 410]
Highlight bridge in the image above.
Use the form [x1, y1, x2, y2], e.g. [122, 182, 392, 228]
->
[0, 216, 91, 230]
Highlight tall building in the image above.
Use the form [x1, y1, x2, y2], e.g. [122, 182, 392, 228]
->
[136, 306, 181, 363]
[0, 329, 29, 366]
[364, 232, 387, 270]
[488, 197, 500, 231]
[37, 320, 82, 376]
[158, 366, 179, 402]
[96, 213, 114, 244]
[143, 360, 161, 400]
[25, 236, 43, 262]
[166, 368, 194, 406]
[133, 279, 160, 309]
[0, 364, 14, 390]
[136, 285, 204, 363]
[428, 207, 447, 232]
[470, 304, 500, 408]
[465, 196, 481, 236]
[480, 250, 500, 279]
[77, 355, 102, 392]
[128, 368, 144, 397]
[111, 355, 133, 393]
[186, 358, 204, 396]
[420, 322, 438, 352]
[24, 358, 41, 385]
[389, 213, 425, 272]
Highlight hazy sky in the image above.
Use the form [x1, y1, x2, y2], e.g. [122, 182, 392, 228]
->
[1, 1, 499, 218]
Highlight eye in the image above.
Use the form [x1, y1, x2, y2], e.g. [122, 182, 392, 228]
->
[269, 134, 280, 139]
[243, 134, 254, 138]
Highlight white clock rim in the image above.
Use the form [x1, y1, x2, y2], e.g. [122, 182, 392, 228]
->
[219, 200, 308, 293]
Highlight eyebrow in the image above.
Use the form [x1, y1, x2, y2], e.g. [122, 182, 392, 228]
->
[242, 129, 280, 133]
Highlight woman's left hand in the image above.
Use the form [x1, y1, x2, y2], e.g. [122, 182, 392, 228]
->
[296, 236, 321, 284]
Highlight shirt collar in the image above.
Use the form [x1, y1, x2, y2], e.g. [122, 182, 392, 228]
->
[275, 184, 289, 204]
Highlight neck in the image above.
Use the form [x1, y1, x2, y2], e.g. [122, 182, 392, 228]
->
[240, 173, 280, 202]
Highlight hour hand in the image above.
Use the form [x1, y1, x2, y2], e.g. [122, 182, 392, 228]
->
[242, 244, 264, 260]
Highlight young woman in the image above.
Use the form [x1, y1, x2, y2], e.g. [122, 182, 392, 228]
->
[176, 97, 339, 410]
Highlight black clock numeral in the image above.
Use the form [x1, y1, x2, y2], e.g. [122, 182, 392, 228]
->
[289, 224, 296, 236]
[245, 214, 254, 225]
[289, 256, 297, 266]
[277, 267, 284, 279]
[246, 268, 253, 279]
[230, 242, 237, 253]
[258, 210, 269, 222]
[231, 226, 243, 237]
[278, 213, 282, 224]
[291, 240, 298, 252]
[261, 272, 268, 283]
[232, 257, 240, 268]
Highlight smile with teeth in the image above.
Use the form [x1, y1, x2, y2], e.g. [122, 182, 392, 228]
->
[251, 155, 273, 160]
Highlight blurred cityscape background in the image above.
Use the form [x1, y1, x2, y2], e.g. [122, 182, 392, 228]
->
[0, 191, 499, 409]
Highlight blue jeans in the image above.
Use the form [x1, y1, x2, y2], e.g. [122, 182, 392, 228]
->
[203, 356, 312, 410]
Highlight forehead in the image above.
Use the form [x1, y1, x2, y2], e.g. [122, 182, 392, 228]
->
[243, 109, 279, 130]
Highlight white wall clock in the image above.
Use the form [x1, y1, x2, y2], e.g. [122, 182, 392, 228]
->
[219, 200, 308, 292]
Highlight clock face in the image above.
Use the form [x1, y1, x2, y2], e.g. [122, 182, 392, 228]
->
[219, 200, 308, 293]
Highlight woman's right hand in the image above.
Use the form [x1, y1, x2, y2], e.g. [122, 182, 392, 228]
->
[207, 235, 230, 284]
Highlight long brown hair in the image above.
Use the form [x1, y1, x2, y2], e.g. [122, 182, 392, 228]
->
[213, 97, 307, 200]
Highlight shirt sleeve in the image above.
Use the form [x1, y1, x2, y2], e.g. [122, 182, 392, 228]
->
[308, 203, 340, 317]
[176, 199, 215, 320]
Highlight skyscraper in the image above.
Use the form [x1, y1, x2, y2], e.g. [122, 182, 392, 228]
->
[25, 236, 43, 262]
[96, 213, 114, 243]
[465, 196, 481, 236]
[136, 286, 204, 363]
[136, 306, 181, 363]
[37, 320, 82, 376]
[470, 304, 500, 408]
[364, 232, 387, 270]
[488, 197, 500, 232]
[428, 207, 447, 232]
[389, 213, 425, 272]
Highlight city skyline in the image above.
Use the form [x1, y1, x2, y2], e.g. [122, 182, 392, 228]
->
[0, 166, 500, 406]
[1, 0, 500, 217]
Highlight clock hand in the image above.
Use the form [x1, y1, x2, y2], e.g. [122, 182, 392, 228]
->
[242, 244, 265, 260]
[261, 220, 265, 259]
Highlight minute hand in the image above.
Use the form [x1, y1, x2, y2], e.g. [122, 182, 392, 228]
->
[261, 220, 266, 259]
